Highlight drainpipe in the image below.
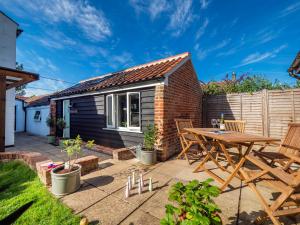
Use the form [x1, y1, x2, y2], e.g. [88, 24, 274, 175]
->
[23, 101, 27, 132]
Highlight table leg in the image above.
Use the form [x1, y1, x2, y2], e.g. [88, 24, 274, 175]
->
[220, 142, 254, 191]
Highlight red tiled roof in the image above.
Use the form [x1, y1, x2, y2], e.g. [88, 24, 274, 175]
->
[51, 52, 190, 98]
[25, 95, 50, 107]
[15, 95, 28, 101]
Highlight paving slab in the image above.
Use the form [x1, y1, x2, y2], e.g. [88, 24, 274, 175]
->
[80, 195, 136, 225]
[61, 183, 108, 214]
[140, 179, 177, 219]
[119, 209, 160, 225]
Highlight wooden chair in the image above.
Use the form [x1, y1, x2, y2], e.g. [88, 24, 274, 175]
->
[175, 119, 202, 164]
[225, 120, 246, 133]
[253, 123, 300, 170]
[240, 152, 300, 225]
[216, 120, 246, 161]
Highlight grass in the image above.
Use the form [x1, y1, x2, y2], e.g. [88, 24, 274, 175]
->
[0, 161, 81, 225]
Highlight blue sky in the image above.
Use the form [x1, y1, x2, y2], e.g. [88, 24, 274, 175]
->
[1, 0, 300, 96]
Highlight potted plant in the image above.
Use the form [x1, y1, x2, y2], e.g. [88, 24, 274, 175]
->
[46, 116, 55, 144]
[160, 179, 222, 225]
[51, 135, 93, 196]
[140, 124, 158, 165]
[56, 117, 67, 147]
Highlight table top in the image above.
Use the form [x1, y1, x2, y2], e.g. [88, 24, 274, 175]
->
[184, 128, 280, 143]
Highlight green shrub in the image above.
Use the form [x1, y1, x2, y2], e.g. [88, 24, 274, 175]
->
[143, 124, 158, 151]
[202, 74, 296, 95]
[56, 118, 66, 130]
[161, 179, 221, 225]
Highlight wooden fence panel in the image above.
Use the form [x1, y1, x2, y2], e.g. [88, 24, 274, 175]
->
[241, 92, 263, 135]
[203, 88, 300, 139]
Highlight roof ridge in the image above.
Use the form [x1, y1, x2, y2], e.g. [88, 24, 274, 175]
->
[79, 52, 190, 83]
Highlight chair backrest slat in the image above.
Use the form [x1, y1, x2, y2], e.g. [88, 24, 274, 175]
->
[174, 119, 193, 134]
[279, 123, 300, 156]
[225, 120, 246, 133]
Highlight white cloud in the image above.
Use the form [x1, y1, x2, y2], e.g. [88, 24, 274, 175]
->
[149, 0, 170, 19]
[200, 0, 210, 9]
[17, 49, 59, 74]
[256, 28, 281, 44]
[89, 51, 135, 72]
[236, 44, 287, 67]
[26, 30, 77, 50]
[280, 2, 300, 17]
[25, 79, 69, 96]
[129, 0, 170, 20]
[0, 0, 111, 41]
[196, 39, 231, 60]
[195, 18, 209, 40]
[169, 0, 195, 37]
[15, 49, 68, 96]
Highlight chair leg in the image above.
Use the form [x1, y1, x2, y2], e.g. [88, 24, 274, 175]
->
[177, 143, 192, 162]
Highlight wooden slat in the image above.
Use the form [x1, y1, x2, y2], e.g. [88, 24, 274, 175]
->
[203, 89, 300, 140]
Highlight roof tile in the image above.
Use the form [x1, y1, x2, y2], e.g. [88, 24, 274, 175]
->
[52, 52, 189, 98]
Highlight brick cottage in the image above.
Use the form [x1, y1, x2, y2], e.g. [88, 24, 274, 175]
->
[50, 52, 202, 161]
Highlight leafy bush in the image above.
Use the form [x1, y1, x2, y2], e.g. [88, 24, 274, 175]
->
[202, 74, 297, 95]
[161, 179, 221, 225]
[62, 135, 94, 171]
[86, 140, 95, 149]
[46, 116, 55, 128]
[56, 118, 66, 130]
[143, 124, 158, 151]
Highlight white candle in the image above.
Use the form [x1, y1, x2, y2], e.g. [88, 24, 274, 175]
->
[132, 171, 135, 186]
[138, 179, 142, 195]
[149, 178, 153, 192]
[125, 182, 129, 198]
[140, 173, 144, 187]
[128, 176, 131, 190]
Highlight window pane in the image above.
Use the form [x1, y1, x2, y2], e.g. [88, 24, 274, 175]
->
[118, 95, 127, 127]
[107, 96, 113, 126]
[129, 93, 140, 127]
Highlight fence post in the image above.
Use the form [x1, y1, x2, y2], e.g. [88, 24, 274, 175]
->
[291, 90, 295, 122]
[262, 89, 269, 137]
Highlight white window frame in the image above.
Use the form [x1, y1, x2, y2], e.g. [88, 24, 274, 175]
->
[127, 92, 141, 131]
[34, 110, 41, 122]
[105, 92, 141, 132]
[106, 94, 115, 128]
[117, 93, 127, 128]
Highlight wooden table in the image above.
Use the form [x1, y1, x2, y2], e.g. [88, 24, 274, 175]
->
[184, 128, 280, 191]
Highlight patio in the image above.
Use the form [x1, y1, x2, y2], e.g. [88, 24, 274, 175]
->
[5, 133, 300, 224]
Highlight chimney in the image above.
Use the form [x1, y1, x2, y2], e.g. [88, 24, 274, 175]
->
[232, 72, 236, 81]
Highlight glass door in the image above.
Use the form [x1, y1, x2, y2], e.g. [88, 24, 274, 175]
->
[63, 99, 70, 138]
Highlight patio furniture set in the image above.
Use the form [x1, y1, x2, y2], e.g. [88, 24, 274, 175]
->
[175, 119, 300, 225]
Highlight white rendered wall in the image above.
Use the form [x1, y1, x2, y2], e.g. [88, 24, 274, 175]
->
[5, 88, 15, 145]
[0, 13, 18, 146]
[15, 99, 25, 132]
[26, 106, 50, 136]
[0, 14, 17, 68]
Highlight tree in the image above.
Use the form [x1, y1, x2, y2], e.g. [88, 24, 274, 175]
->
[202, 74, 295, 95]
[15, 62, 26, 96]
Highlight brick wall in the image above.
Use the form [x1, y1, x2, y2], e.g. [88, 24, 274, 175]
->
[154, 59, 203, 161]
[50, 100, 56, 136]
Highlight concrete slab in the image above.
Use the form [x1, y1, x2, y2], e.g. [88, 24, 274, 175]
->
[61, 183, 108, 214]
[119, 209, 160, 225]
[80, 195, 136, 225]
